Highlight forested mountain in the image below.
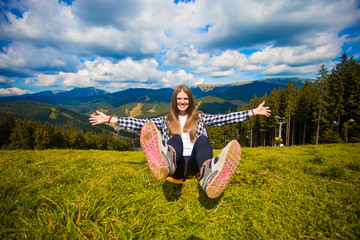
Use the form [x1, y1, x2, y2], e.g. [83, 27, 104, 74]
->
[0, 101, 136, 150]
[0, 101, 109, 134]
[0, 78, 312, 117]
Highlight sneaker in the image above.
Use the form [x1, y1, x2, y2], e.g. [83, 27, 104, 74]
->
[199, 140, 241, 199]
[140, 121, 176, 180]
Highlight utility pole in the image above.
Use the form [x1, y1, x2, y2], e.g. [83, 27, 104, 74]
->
[276, 116, 286, 147]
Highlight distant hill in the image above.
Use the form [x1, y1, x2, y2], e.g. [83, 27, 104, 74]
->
[0, 101, 112, 134]
[191, 77, 312, 97]
[0, 77, 314, 117]
[258, 77, 312, 86]
[31, 87, 109, 98]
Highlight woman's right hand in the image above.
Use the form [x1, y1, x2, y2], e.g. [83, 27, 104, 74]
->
[89, 110, 112, 125]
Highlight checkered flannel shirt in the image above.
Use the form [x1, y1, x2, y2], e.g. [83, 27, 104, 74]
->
[115, 110, 251, 142]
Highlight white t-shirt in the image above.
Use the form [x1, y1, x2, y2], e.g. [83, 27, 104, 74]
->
[179, 115, 194, 156]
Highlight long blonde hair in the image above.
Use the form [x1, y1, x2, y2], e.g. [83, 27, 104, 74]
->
[168, 85, 199, 142]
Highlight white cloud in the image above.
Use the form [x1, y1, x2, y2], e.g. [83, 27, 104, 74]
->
[211, 51, 246, 68]
[160, 69, 204, 88]
[211, 50, 263, 71]
[26, 73, 60, 87]
[0, 76, 14, 88]
[200, 50, 263, 77]
[211, 69, 234, 77]
[0, 42, 79, 75]
[262, 64, 320, 75]
[25, 57, 202, 89]
[0, 77, 8, 83]
[193, 66, 212, 75]
[162, 45, 210, 67]
[0, 87, 32, 96]
[250, 33, 344, 67]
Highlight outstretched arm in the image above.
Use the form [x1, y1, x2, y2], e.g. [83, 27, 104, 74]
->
[251, 101, 271, 117]
[89, 110, 116, 125]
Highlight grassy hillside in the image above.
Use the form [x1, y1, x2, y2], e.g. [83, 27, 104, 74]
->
[195, 96, 242, 113]
[1, 144, 359, 239]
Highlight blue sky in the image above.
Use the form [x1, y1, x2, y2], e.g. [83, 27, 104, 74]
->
[0, 0, 359, 95]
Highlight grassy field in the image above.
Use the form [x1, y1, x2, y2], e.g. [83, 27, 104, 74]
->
[0, 144, 359, 239]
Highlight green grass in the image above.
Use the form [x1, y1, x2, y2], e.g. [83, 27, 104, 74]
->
[1, 144, 359, 239]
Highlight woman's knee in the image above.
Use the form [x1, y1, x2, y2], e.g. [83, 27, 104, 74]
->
[194, 135, 211, 147]
[172, 134, 182, 141]
[168, 134, 183, 146]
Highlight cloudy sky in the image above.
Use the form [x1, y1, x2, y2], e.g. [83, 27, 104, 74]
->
[0, 0, 359, 95]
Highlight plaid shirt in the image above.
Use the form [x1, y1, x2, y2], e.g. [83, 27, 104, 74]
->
[115, 110, 251, 142]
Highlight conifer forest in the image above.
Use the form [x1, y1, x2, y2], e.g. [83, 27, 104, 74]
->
[207, 53, 360, 148]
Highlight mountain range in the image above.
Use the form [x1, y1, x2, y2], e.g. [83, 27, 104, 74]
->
[0, 78, 314, 138]
[0, 78, 314, 119]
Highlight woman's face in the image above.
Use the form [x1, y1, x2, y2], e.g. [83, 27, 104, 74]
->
[177, 90, 189, 114]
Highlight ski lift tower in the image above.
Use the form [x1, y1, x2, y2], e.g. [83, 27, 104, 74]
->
[275, 116, 286, 147]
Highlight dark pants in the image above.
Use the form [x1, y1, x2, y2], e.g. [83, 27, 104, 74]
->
[167, 134, 213, 180]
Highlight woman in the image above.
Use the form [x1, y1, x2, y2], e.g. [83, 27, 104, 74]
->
[89, 85, 271, 198]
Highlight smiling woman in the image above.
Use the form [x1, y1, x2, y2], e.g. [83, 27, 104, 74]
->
[89, 84, 271, 198]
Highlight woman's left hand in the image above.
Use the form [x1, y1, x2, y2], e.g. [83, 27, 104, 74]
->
[252, 101, 271, 117]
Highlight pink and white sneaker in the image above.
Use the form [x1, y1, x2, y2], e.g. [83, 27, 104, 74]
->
[199, 140, 241, 199]
[140, 121, 176, 180]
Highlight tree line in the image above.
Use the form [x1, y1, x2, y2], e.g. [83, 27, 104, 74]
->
[0, 115, 134, 151]
[207, 53, 359, 148]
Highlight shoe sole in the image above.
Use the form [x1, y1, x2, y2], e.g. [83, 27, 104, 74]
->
[140, 121, 169, 180]
[206, 140, 241, 199]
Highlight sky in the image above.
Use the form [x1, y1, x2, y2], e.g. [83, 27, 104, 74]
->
[0, 0, 359, 96]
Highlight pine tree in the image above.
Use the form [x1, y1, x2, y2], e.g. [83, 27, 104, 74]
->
[285, 80, 296, 146]
[341, 55, 360, 142]
[69, 129, 87, 149]
[268, 88, 280, 146]
[0, 115, 15, 148]
[296, 81, 316, 144]
[9, 119, 35, 149]
[249, 95, 262, 147]
[315, 64, 329, 145]
[257, 93, 272, 146]
[34, 122, 56, 150]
